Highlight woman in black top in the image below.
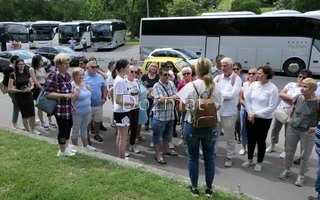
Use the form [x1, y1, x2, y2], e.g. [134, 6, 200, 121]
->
[141, 62, 159, 130]
[8, 58, 40, 134]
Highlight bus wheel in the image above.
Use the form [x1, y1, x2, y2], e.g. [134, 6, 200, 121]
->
[283, 58, 305, 77]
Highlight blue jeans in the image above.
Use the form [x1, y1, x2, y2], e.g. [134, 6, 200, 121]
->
[8, 92, 19, 124]
[152, 119, 174, 144]
[316, 154, 320, 200]
[183, 122, 217, 189]
[240, 108, 247, 144]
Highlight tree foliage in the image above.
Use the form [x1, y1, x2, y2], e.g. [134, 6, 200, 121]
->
[231, 0, 262, 14]
[167, 0, 198, 17]
[292, 0, 320, 12]
[273, 0, 293, 10]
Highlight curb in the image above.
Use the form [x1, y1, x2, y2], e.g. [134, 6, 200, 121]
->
[0, 125, 262, 200]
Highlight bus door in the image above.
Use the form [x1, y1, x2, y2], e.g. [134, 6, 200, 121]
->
[205, 37, 220, 63]
[309, 29, 320, 73]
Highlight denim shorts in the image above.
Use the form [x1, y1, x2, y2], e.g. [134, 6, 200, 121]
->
[152, 119, 174, 144]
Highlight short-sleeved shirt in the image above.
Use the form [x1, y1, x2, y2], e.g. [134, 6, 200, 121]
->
[9, 71, 30, 89]
[29, 67, 47, 84]
[113, 76, 131, 113]
[278, 82, 301, 113]
[83, 72, 107, 107]
[177, 79, 223, 123]
[125, 78, 140, 109]
[71, 82, 92, 116]
[152, 80, 176, 121]
[44, 70, 73, 120]
[141, 74, 159, 88]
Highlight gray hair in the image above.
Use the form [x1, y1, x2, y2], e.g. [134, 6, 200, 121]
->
[220, 57, 233, 65]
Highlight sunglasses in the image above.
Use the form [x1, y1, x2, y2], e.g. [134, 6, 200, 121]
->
[248, 73, 256, 75]
[90, 66, 98, 69]
[299, 75, 307, 79]
[183, 72, 191, 76]
[162, 73, 169, 77]
[130, 70, 138, 74]
[232, 68, 240, 71]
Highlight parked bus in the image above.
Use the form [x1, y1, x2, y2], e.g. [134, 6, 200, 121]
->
[0, 22, 29, 51]
[58, 21, 91, 50]
[140, 11, 320, 76]
[29, 21, 61, 49]
[90, 19, 126, 50]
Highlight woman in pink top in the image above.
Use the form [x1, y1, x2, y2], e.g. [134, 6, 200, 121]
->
[177, 67, 194, 92]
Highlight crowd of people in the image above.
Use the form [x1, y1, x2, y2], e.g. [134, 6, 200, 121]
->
[2, 52, 320, 199]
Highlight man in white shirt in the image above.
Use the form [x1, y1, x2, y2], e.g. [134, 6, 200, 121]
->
[214, 57, 242, 167]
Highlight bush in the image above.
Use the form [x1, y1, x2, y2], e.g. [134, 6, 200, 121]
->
[292, 0, 320, 13]
[230, 0, 262, 14]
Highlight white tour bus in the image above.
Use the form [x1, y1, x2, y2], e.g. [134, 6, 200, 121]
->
[90, 19, 126, 50]
[0, 22, 30, 51]
[29, 21, 61, 49]
[58, 21, 91, 50]
[140, 11, 320, 76]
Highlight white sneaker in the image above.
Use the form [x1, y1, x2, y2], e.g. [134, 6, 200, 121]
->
[150, 142, 154, 148]
[57, 149, 75, 157]
[31, 129, 41, 135]
[224, 158, 233, 167]
[168, 142, 174, 149]
[125, 152, 130, 157]
[266, 146, 275, 153]
[279, 152, 286, 159]
[41, 123, 50, 130]
[239, 149, 246, 156]
[67, 144, 77, 153]
[83, 145, 97, 151]
[242, 160, 254, 168]
[254, 164, 263, 172]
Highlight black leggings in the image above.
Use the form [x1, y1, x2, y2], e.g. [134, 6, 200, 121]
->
[246, 117, 272, 163]
[55, 115, 73, 144]
[129, 108, 139, 145]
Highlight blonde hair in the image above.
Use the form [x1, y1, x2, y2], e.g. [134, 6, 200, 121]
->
[54, 53, 71, 66]
[196, 57, 215, 95]
[72, 67, 84, 79]
[302, 78, 317, 92]
[148, 62, 158, 73]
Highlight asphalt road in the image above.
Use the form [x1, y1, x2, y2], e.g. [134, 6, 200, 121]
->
[0, 45, 318, 200]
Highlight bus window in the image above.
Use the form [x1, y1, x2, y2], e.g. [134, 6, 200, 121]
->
[314, 29, 320, 51]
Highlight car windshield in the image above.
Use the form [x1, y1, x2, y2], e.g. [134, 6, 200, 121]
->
[173, 48, 199, 60]
[175, 60, 189, 71]
[15, 51, 35, 60]
[55, 47, 74, 53]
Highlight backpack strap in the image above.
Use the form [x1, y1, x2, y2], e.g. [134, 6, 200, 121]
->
[192, 82, 200, 97]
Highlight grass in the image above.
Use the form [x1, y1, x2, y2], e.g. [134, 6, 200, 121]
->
[0, 131, 252, 200]
[125, 38, 140, 45]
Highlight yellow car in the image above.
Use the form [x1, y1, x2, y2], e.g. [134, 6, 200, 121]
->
[141, 57, 189, 74]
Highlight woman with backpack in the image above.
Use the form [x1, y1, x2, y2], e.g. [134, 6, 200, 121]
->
[176, 57, 223, 197]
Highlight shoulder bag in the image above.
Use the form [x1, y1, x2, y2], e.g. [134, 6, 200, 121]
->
[35, 72, 58, 115]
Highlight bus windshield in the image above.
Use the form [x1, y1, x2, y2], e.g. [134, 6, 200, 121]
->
[91, 24, 111, 39]
[33, 26, 52, 40]
[5, 24, 28, 43]
[59, 25, 79, 40]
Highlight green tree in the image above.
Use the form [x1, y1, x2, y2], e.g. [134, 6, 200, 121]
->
[167, 0, 197, 17]
[292, 0, 320, 12]
[230, 0, 262, 14]
[273, 0, 292, 10]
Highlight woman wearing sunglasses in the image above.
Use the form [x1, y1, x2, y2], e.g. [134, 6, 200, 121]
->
[238, 67, 257, 156]
[266, 69, 312, 161]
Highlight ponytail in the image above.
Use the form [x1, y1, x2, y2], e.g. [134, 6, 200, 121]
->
[203, 73, 214, 95]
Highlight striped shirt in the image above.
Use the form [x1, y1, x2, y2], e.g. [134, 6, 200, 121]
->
[45, 70, 73, 120]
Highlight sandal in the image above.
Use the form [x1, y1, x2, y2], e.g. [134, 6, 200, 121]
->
[163, 150, 178, 156]
[155, 157, 166, 164]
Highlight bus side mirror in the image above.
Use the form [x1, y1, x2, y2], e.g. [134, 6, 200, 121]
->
[87, 26, 90, 32]
[77, 26, 80, 32]
[110, 25, 113, 32]
[53, 27, 58, 33]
